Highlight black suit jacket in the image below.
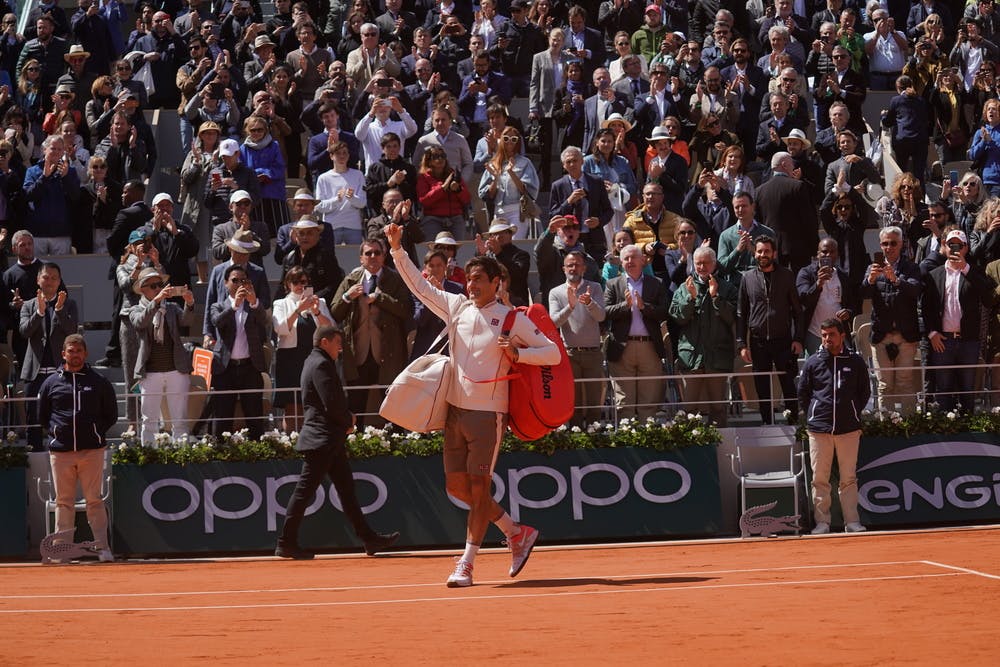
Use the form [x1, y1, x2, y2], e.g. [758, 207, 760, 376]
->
[210, 298, 269, 373]
[813, 67, 867, 137]
[604, 273, 669, 362]
[754, 173, 819, 272]
[296, 346, 353, 451]
[549, 172, 614, 236]
[922, 263, 996, 340]
[583, 90, 628, 155]
[375, 10, 418, 45]
[612, 76, 649, 108]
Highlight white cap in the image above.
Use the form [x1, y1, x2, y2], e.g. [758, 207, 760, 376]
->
[229, 189, 252, 204]
[945, 229, 968, 245]
[218, 138, 240, 157]
[151, 192, 173, 207]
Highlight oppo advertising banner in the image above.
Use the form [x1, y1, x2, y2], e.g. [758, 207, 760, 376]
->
[858, 434, 1000, 527]
[111, 446, 722, 556]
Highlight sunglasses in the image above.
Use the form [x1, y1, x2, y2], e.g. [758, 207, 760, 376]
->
[363, 250, 383, 257]
[502, 136, 520, 143]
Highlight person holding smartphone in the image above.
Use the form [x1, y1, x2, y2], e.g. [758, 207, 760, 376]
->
[131, 267, 196, 445]
[796, 237, 860, 354]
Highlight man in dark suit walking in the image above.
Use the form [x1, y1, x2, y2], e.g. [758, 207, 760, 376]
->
[275, 325, 400, 560]
[755, 152, 819, 274]
[209, 265, 269, 440]
[604, 244, 670, 419]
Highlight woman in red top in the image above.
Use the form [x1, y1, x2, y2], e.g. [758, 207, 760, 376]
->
[416, 145, 471, 240]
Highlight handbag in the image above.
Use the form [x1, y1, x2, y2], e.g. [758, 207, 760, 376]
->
[944, 128, 967, 150]
[519, 192, 541, 220]
[379, 328, 452, 433]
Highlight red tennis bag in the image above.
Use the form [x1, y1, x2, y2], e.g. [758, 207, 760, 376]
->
[501, 305, 575, 441]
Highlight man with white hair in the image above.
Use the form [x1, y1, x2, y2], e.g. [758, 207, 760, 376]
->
[346, 22, 401, 89]
[668, 246, 737, 426]
[863, 8, 909, 90]
[549, 146, 614, 262]
[603, 243, 670, 419]
[23, 135, 79, 256]
[754, 151, 819, 273]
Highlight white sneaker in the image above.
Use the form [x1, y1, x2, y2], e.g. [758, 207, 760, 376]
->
[98, 549, 114, 563]
[844, 522, 867, 533]
[506, 525, 539, 577]
[446, 559, 473, 588]
[811, 522, 831, 535]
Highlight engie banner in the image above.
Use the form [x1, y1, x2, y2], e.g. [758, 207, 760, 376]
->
[858, 433, 1000, 527]
[111, 446, 722, 556]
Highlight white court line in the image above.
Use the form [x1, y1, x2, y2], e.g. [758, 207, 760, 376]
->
[0, 572, 969, 614]
[0, 560, 929, 600]
[922, 560, 1000, 581]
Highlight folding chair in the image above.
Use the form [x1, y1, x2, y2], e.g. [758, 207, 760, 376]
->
[35, 448, 113, 537]
[728, 425, 808, 535]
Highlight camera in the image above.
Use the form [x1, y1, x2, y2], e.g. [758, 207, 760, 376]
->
[374, 78, 391, 89]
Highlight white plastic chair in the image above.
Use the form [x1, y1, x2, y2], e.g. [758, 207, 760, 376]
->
[728, 425, 808, 534]
[35, 448, 113, 536]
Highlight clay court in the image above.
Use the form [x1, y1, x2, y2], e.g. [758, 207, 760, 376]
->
[2, 527, 998, 665]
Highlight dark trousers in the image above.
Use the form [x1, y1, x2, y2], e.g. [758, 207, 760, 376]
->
[929, 337, 980, 412]
[25, 370, 56, 451]
[750, 337, 800, 424]
[105, 280, 122, 362]
[279, 442, 374, 547]
[892, 137, 928, 184]
[348, 354, 379, 427]
[212, 360, 265, 439]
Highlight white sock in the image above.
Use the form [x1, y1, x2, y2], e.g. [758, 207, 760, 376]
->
[461, 542, 480, 564]
[494, 512, 518, 538]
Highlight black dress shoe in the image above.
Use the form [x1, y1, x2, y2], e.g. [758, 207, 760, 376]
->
[275, 544, 315, 560]
[363, 531, 400, 556]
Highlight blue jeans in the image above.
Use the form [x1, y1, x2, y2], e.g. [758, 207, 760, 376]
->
[929, 337, 980, 412]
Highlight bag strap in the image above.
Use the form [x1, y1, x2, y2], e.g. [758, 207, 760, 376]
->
[466, 309, 520, 384]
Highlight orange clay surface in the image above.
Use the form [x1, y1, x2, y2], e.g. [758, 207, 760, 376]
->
[2, 527, 998, 665]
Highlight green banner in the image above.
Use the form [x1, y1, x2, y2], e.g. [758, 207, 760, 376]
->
[0, 468, 28, 557]
[858, 433, 1000, 527]
[111, 446, 721, 556]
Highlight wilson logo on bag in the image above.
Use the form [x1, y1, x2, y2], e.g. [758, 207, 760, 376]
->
[501, 305, 574, 441]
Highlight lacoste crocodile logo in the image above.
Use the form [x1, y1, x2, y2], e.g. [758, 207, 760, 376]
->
[739, 501, 800, 538]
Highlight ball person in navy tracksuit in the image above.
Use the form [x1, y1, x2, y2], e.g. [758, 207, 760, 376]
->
[37, 334, 119, 561]
[797, 318, 871, 536]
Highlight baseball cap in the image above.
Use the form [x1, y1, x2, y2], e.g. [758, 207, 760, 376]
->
[218, 138, 240, 157]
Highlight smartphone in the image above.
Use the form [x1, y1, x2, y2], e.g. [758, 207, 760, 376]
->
[949, 170, 959, 187]
[374, 78, 391, 89]
[819, 256, 833, 268]
[873, 251, 885, 265]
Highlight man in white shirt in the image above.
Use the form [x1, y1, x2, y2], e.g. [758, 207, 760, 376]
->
[355, 93, 417, 168]
[385, 221, 560, 589]
[864, 9, 910, 90]
[921, 229, 995, 412]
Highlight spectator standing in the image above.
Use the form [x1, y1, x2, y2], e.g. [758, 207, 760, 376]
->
[796, 238, 860, 354]
[862, 225, 922, 414]
[716, 191, 775, 284]
[550, 248, 607, 426]
[135, 12, 187, 108]
[239, 115, 288, 238]
[669, 246, 737, 426]
[210, 264, 270, 440]
[863, 9, 909, 91]
[130, 267, 196, 445]
[736, 236, 803, 425]
[882, 75, 930, 184]
[921, 229, 996, 412]
[20, 262, 78, 451]
[478, 127, 539, 240]
[603, 243, 669, 420]
[278, 218, 345, 303]
[271, 265, 334, 431]
[478, 219, 531, 307]
[23, 135, 80, 256]
[535, 214, 601, 308]
[755, 151, 819, 273]
[417, 144, 471, 240]
[331, 239, 412, 427]
[968, 100, 1000, 198]
[313, 141, 367, 244]
[798, 318, 871, 534]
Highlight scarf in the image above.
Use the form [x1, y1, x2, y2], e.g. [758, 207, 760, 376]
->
[243, 132, 273, 150]
[141, 295, 168, 344]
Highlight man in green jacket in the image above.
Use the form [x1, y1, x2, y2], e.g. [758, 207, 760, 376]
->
[668, 246, 738, 426]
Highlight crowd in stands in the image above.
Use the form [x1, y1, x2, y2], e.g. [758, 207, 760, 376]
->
[1, 0, 1000, 447]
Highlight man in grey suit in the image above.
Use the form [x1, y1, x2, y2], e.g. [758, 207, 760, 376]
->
[20, 262, 78, 451]
[209, 264, 269, 440]
[530, 27, 570, 189]
[275, 325, 399, 560]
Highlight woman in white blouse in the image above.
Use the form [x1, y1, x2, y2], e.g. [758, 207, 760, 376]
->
[271, 266, 334, 431]
[313, 140, 367, 244]
[478, 126, 540, 240]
